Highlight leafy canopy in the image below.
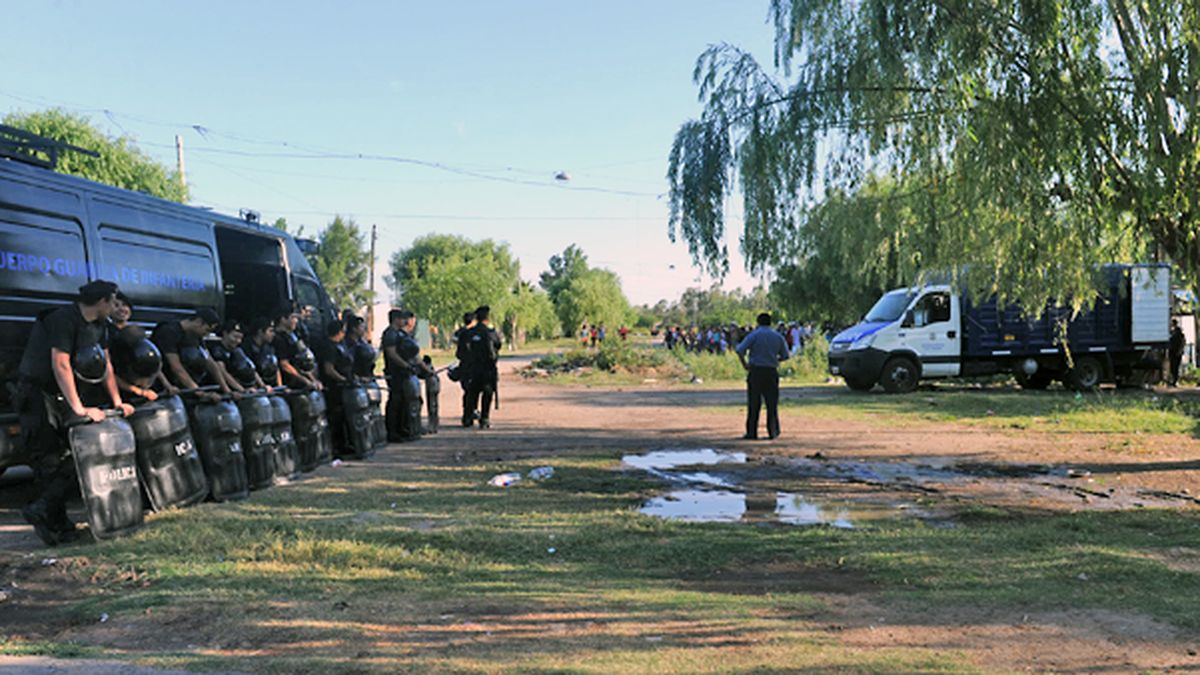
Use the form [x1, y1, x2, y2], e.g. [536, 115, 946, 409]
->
[4, 109, 188, 203]
[389, 234, 520, 335]
[668, 0, 1197, 312]
[556, 268, 632, 333]
[310, 215, 373, 311]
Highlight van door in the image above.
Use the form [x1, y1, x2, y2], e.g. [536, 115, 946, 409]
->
[903, 290, 961, 377]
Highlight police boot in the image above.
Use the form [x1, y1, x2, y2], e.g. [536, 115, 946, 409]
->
[22, 499, 74, 546]
[50, 502, 79, 537]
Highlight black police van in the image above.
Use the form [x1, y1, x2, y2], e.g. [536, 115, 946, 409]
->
[0, 125, 337, 474]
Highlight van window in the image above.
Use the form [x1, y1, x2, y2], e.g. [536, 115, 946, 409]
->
[295, 276, 321, 311]
[0, 209, 88, 298]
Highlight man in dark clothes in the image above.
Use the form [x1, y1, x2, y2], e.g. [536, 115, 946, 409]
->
[735, 312, 791, 440]
[18, 280, 135, 545]
[151, 308, 229, 400]
[273, 308, 322, 391]
[381, 309, 417, 442]
[452, 311, 476, 421]
[243, 317, 281, 387]
[460, 305, 502, 429]
[1169, 318, 1186, 387]
[315, 319, 354, 449]
[209, 320, 266, 392]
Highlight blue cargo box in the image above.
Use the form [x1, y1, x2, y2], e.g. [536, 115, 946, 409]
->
[962, 266, 1130, 357]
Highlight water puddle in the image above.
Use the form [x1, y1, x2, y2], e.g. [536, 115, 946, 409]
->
[624, 448, 1198, 527]
[624, 449, 932, 528]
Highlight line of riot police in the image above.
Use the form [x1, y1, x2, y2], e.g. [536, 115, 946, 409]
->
[16, 281, 393, 547]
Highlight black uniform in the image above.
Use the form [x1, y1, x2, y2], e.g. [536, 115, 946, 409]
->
[151, 320, 207, 387]
[16, 303, 111, 538]
[315, 336, 354, 447]
[453, 324, 474, 419]
[382, 326, 422, 441]
[1169, 324, 1186, 386]
[273, 330, 301, 384]
[460, 323, 501, 427]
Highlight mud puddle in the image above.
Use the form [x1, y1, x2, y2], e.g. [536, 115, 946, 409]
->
[625, 449, 1200, 526]
[624, 449, 944, 528]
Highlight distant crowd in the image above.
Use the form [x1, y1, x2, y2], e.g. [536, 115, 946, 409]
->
[662, 321, 815, 356]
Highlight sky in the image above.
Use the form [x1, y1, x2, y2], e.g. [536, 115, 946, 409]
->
[1, 1, 781, 307]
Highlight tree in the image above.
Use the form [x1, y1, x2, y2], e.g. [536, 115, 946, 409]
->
[500, 281, 559, 347]
[556, 268, 632, 333]
[668, 1, 1191, 312]
[389, 234, 519, 336]
[539, 244, 590, 305]
[4, 109, 187, 203]
[310, 215, 373, 311]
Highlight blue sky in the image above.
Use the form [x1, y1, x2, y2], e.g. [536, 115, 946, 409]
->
[2, 1, 779, 305]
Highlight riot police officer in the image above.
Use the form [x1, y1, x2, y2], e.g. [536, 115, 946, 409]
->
[210, 320, 267, 392]
[460, 305, 502, 429]
[151, 308, 229, 400]
[273, 307, 321, 391]
[17, 280, 134, 545]
[315, 320, 353, 450]
[381, 309, 423, 442]
[243, 317, 281, 387]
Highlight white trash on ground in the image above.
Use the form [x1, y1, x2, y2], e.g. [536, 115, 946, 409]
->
[488, 472, 522, 487]
[528, 466, 555, 480]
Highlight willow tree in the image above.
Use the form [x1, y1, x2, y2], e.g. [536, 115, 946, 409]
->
[668, 0, 1198, 311]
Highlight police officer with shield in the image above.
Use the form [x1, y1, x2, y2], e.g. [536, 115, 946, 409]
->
[151, 308, 230, 400]
[17, 280, 134, 545]
[381, 309, 426, 441]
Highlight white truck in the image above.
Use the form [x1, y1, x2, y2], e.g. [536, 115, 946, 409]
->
[827, 264, 1170, 393]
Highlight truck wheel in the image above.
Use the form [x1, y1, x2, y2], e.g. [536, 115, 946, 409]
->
[844, 376, 875, 392]
[1016, 371, 1053, 390]
[880, 357, 919, 394]
[1066, 357, 1103, 391]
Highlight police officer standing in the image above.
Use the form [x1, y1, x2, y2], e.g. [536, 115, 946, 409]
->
[381, 309, 417, 442]
[735, 312, 791, 440]
[273, 307, 322, 391]
[17, 280, 134, 545]
[1169, 318, 1186, 387]
[316, 319, 354, 449]
[452, 311, 476, 422]
[460, 305, 502, 429]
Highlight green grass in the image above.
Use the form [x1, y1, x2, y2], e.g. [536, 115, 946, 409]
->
[7, 452, 1200, 672]
[693, 386, 1200, 435]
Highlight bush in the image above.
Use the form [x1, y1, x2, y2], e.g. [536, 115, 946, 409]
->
[532, 342, 669, 374]
[668, 334, 831, 383]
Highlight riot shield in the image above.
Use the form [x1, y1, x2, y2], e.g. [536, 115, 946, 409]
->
[189, 398, 248, 502]
[69, 412, 143, 540]
[129, 395, 208, 511]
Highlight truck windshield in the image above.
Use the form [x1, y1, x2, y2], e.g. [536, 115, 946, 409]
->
[864, 290, 916, 323]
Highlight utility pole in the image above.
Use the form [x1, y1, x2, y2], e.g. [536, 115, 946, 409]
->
[366, 223, 377, 336]
[174, 135, 187, 190]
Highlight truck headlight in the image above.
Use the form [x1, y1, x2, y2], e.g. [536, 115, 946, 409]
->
[849, 333, 876, 351]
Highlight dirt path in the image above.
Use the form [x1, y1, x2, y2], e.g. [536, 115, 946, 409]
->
[2, 355, 1199, 672]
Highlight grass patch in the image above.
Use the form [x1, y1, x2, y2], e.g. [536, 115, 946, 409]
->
[670, 335, 831, 385]
[17, 451, 1200, 672]
[704, 386, 1200, 435]
[0, 637, 103, 658]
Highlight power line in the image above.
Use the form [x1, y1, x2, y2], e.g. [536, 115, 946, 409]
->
[1, 88, 666, 198]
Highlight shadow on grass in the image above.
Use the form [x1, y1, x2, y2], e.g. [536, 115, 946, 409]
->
[12, 456, 1199, 672]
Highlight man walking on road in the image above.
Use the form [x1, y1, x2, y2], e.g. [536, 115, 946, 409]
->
[735, 312, 790, 440]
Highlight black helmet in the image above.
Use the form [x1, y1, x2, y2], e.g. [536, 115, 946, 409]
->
[229, 349, 257, 387]
[179, 344, 209, 378]
[129, 338, 163, 379]
[258, 352, 280, 380]
[72, 343, 108, 384]
[293, 347, 316, 373]
[398, 338, 419, 361]
[353, 341, 376, 376]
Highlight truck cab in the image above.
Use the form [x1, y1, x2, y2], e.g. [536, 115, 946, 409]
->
[828, 285, 961, 392]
